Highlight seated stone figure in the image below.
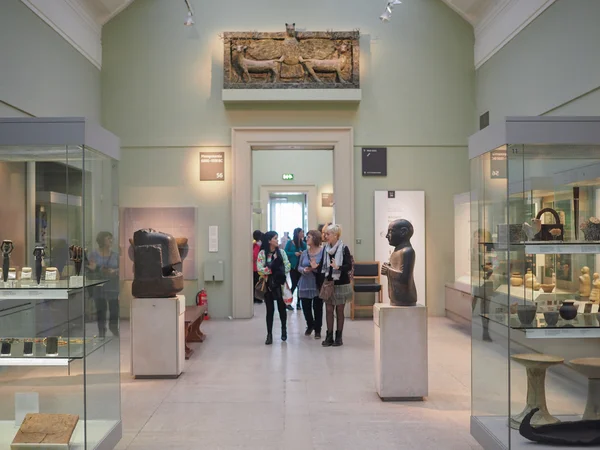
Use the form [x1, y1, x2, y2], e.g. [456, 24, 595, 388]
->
[132, 229, 184, 298]
[381, 219, 418, 306]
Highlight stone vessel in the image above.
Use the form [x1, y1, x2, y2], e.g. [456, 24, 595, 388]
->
[559, 300, 578, 321]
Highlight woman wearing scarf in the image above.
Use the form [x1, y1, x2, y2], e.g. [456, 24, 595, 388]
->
[257, 231, 291, 345]
[318, 224, 352, 347]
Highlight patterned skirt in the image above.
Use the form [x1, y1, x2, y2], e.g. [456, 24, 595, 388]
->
[325, 283, 353, 305]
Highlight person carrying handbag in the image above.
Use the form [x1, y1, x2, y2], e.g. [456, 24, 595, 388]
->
[257, 231, 291, 345]
[317, 224, 352, 347]
[297, 230, 324, 339]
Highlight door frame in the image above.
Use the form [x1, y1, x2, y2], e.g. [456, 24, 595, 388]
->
[260, 184, 318, 232]
[232, 127, 354, 319]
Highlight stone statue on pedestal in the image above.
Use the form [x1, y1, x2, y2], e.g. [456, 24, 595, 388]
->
[381, 219, 417, 306]
[132, 229, 183, 298]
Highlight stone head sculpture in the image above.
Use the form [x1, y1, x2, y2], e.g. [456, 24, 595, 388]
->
[381, 219, 417, 306]
[131, 229, 183, 298]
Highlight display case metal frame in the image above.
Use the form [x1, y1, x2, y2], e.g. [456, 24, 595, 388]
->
[469, 116, 600, 450]
[0, 117, 121, 450]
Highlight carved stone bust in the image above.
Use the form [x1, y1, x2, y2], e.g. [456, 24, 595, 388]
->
[381, 219, 418, 306]
[131, 229, 183, 298]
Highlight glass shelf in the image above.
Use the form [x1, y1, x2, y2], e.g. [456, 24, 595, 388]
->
[482, 313, 600, 339]
[0, 279, 108, 290]
[478, 241, 600, 254]
[0, 337, 113, 366]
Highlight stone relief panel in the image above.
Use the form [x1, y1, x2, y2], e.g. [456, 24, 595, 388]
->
[223, 24, 360, 89]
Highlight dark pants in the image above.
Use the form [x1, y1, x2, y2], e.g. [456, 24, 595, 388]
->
[290, 269, 301, 294]
[265, 290, 287, 335]
[253, 271, 262, 302]
[94, 294, 119, 338]
[301, 297, 323, 332]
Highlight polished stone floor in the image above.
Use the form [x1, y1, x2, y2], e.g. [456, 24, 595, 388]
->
[116, 306, 480, 450]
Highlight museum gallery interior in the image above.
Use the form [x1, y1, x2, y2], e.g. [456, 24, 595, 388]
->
[1, 0, 600, 449]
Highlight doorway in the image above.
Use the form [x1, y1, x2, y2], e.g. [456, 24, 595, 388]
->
[232, 127, 354, 319]
[268, 192, 308, 237]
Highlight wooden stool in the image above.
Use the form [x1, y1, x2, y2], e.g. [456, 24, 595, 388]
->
[510, 353, 564, 429]
[184, 305, 207, 360]
[570, 358, 600, 420]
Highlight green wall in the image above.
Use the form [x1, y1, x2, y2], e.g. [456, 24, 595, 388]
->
[476, 0, 600, 120]
[104, 0, 475, 317]
[0, 0, 101, 120]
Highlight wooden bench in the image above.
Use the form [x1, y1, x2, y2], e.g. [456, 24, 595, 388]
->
[184, 305, 207, 360]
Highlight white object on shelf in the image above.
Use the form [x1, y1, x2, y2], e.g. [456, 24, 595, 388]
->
[69, 276, 83, 288]
[131, 295, 186, 378]
[374, 303, 428, 400]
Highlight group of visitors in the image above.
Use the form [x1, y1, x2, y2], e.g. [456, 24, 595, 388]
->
[252, 224, 353, 347]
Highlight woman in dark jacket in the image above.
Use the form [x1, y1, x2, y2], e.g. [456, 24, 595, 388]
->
[285, 227, 307, 311]
[318, 224, 352, 347]
[257, 231, 291, 345]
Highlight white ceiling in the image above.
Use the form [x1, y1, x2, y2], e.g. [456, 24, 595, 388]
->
[440, 0, 498, 27]
[77, 0, 135, 26]
[20, 0, 556, 70]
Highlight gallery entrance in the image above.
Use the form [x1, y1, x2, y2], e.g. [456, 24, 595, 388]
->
[231, 128, 354, 319]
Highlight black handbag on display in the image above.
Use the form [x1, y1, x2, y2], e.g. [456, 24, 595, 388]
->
[534, 208, 564, 241]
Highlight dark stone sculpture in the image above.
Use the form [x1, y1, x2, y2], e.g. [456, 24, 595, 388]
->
[520, 408, 600, 445]
[1, 240, 13, 282]
[223, 24, 360, 89]
[33, 246, 45, 285]
[131, 229, 183, 298]
[381, 219, 417, 306]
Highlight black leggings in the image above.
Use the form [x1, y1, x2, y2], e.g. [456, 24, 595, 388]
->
[265, 290, 287, 334]
[301, 297, 323, 332]
[290, 269, 301, 294]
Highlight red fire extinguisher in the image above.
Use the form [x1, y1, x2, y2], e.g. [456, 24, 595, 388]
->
[197, 289, 210, 320]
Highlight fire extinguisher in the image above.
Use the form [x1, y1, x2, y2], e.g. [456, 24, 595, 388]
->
[196, 289, 210, 320]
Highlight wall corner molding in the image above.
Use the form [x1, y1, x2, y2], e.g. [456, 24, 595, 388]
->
[20, 0, 102, 70]
[474, 0, 556, 69]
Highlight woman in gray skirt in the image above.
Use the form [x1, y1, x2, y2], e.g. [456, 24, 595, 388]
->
[319, 224, 352, 347]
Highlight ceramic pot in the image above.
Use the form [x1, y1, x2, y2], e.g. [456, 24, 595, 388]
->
[559, 300, 578, 321]
[517, 305, 538, 326]
[540, 284, 555, 293]
[511, 273, 523, 287]
[543, 311, 559, 327]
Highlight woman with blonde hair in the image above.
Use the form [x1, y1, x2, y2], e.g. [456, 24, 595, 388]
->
[317, 224, 352, 347]
[297, 230, 324, 339]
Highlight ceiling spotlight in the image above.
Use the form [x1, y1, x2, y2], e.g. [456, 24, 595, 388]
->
[184, 11, 194, 26]
[380, 0, 402, 23]
[184, 0, 194, 26]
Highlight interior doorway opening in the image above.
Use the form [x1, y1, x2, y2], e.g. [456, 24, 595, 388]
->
[251, 147, 334, 312]
[232, 127, 354, 319]
[268, 192, 308, 239]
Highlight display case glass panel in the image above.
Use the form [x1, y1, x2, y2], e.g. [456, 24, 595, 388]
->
[470, 117, 600, 450]
[0, 118, 121, 450]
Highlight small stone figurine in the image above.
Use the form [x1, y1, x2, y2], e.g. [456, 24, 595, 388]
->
[381, 219, 417, 306]
[1, 240, 14, 283]
[579, 266, 592, 300]
[590, 273, 600, 303]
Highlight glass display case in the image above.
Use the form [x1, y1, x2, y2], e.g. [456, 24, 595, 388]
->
[445, 192, 473, 323]
[0, 118, 121, 449]
[470, 117, 600, 449]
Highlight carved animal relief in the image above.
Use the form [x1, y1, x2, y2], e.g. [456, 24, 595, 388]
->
[223, 24, 360, 89]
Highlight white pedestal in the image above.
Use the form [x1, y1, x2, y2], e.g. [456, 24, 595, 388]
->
[131, 295, 186, 378]
[374, 303, 428, 401]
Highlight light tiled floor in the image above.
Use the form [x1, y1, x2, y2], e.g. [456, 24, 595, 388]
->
[117, 307, 480, 450]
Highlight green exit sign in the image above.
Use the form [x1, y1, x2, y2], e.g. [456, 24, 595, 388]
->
[282, 173, 294, 181]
